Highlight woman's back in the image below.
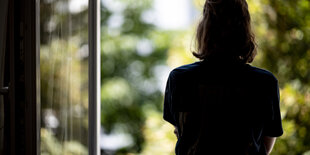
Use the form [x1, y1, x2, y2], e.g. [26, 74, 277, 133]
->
[163, 0, 283, 154]
[163, 60, 283, 155]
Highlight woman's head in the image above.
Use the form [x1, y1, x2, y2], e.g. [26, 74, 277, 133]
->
[193, 0, 256, 63]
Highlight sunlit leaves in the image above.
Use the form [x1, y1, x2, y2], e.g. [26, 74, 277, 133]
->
[167, 30, 197, 68]
[141, 109, 176, 155]
[41, 129, 88, 155]
[100, 0, 170, 153]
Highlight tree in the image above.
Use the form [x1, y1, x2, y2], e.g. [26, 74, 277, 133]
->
[256, 0, 310, 154]
[100, 0, 173, 154]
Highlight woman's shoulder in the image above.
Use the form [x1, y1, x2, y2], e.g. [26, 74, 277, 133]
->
[168, 61, 202, 79]
[246, 64, 278, 83]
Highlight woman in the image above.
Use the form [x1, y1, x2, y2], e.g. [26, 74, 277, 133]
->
[163, 0, 283, 154]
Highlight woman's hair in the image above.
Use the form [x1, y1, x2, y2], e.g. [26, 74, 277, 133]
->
[193, 0, 256, 63]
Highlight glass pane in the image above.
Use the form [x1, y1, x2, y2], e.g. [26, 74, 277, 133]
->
[40, 0, 89, 154]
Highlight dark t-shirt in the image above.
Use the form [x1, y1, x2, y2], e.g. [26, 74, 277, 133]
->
[163, 59, 283, 155]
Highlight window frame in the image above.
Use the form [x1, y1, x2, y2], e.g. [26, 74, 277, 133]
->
[1, 0, 101, 153]
[88, 0, 101, 154]
[8, 0, 101, 154]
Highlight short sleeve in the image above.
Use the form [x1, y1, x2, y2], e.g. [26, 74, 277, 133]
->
[163, 72, 177, 126]
[264, 79, 283, 137]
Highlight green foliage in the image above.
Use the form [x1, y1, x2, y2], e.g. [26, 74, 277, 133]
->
[259, 0, 310, 86]
[40, 0, 89, 154]
[41, 129, 87, 155]
[247, 0, 310, 154]
[100, 0, 172, 153]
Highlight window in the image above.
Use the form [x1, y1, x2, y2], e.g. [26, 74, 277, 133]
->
[40, 0, 100, 154]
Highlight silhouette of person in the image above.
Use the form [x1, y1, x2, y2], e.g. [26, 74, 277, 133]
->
[163, 0, 283, 155]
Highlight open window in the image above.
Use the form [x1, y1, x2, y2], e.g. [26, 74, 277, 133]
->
[40, 0, 100, 154]
[0, 0, 100, 154]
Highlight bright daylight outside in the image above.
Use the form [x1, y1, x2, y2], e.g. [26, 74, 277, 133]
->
[40, 0, 310, 154]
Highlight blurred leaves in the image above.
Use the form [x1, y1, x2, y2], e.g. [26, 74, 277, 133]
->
[247, 0, 310, 154]
[141, 109, 176, 155]
[257, 0, 310, 85]
[41, 129, 87, 155]
[40, 0, 89, 154]
[100, 0, 169, 153]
